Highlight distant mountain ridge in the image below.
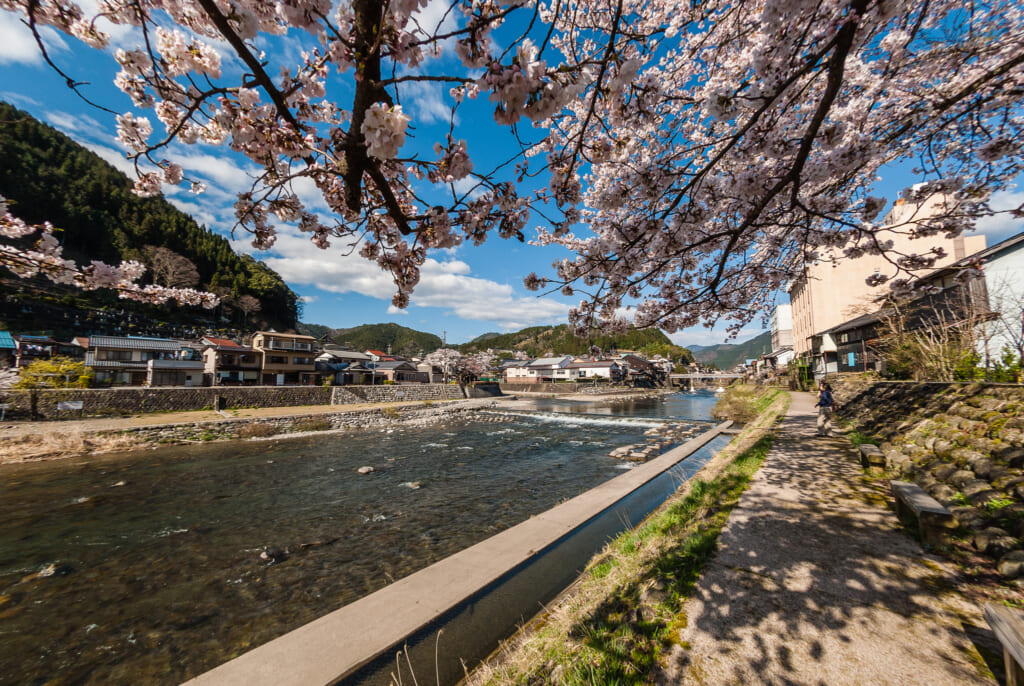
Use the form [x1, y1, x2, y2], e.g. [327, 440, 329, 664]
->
[296, 322, 442, 356]
[455, 324, 694, 362]
[687, 331, 772, 370]
[298, 321, 696, 362]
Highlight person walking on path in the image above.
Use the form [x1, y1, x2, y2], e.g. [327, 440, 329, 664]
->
[815, 380, 834, 436]
[670, 391, 992, 685]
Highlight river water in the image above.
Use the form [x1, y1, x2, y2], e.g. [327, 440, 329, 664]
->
[0, 391, 721, 685]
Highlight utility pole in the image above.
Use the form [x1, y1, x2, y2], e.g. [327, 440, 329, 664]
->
[442, 330, 447, 347]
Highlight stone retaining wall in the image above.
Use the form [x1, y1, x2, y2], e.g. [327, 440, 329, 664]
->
[835, 379, 1024, 578]
[0, 386, 333, 420]
[0, 383, 473, 420]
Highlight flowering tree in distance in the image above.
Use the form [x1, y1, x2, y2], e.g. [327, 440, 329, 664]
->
[423, 347, 465, 383]
[4, 0, 1023, 334]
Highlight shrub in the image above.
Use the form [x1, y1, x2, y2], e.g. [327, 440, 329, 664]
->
[237, 423, 278, 438]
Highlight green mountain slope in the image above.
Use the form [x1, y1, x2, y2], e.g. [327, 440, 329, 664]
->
[298, 322, 442, 357]
[456, 324, 694, 362]
[688, 331, 772, 370]
[0, 102, 298, 330]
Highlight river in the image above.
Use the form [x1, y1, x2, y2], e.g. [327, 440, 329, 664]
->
[0, 391, 721, 685]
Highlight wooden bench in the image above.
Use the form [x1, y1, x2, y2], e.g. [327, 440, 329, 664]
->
[890, 480, 957, 547]
[985, 603, 1024, 686]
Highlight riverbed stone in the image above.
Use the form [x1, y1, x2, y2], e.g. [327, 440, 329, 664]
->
[357, 466, 375, 474]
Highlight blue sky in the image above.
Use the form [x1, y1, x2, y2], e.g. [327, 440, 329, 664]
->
[1, 5, 1022, 347]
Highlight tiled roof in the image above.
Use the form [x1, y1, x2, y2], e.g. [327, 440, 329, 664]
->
[203, 337, 240, 347]
[88, 335, 182, 351]
[0, 331, 14, 349]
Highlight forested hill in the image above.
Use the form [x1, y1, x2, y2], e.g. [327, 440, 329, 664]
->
[688, 331, 773, 370]
[456, 324, 694, 362]
[0, 102, 298, 329]
[297, 322, 442, 357]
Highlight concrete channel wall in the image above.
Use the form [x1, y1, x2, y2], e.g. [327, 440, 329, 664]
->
[184, 420, 732, 686]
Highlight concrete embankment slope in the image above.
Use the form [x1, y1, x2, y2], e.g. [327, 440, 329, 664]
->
[668, 392, 992, 684]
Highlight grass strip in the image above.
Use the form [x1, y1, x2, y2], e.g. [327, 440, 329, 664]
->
[468, 389, 790, 685]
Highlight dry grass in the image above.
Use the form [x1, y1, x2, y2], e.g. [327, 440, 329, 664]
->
[291, 417, 332, 432]
[712, 384, 782, 423]
[466, 391, 791, 685]
[0, 430, 144, 463]
[236, 423, 279, 438]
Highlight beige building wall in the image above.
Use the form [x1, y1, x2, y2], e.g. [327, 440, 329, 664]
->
[789, 195, 986, 356]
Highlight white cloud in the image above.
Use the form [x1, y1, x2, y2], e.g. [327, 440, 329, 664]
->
[44, 110, 110, 140]
[241, 226, 569, 329]
[408, 0, 460, 38]
[172, 151, 256, 190]
[401, 79, 456, 127]
[973, 190, 1024, 246]
[387, 304, 409, 315]
[0, 91, 40, 107]
[299, 295, 318, 304]
[81, 140, 140, 177]
[0, 12, 67, 65]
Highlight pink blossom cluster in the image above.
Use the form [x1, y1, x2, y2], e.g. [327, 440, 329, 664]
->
[0, 196, 218, 308]
[4, 0, 1023, 334]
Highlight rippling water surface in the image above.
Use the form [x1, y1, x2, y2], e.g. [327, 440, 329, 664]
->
[0, 391, 719, 685]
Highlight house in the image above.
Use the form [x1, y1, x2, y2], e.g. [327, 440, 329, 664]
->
[565, 359, 626, 381]
[416, 362, 445, 383]
[510, 355, 575, 383]
[85, 335, 204, 386]
[0, 331, 16, 368]
[789, 194, 986, 357]
[618, 354, 662, 384]
[368, 359, 428, 383]
[500, 359, 532, 382]
[201, 337, 260, 386]
[14, 335, 56, 368]
[807, 238, 998, 378]
[251, 331, 320, 385]
[316, 347, 374, 385]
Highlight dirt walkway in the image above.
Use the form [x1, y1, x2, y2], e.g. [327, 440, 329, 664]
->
[668, 391, 995, 685]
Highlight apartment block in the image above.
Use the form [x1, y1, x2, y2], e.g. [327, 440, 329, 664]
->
[789, 195, 986, 356]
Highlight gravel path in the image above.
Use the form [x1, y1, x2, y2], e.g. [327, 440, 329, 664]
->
[667, 391, 995, 685]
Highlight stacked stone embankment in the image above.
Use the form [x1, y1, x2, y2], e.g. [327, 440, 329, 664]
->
[835, 379, 1024, 578]
[0, 384, 468, 420]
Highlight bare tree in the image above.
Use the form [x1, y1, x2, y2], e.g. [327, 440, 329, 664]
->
[874, 285, 989, 382]
[143, 246, 200, 288]
[236, 294, 262, 321]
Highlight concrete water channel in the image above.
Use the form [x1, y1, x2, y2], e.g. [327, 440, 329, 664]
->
[0, 391, 726, 685]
